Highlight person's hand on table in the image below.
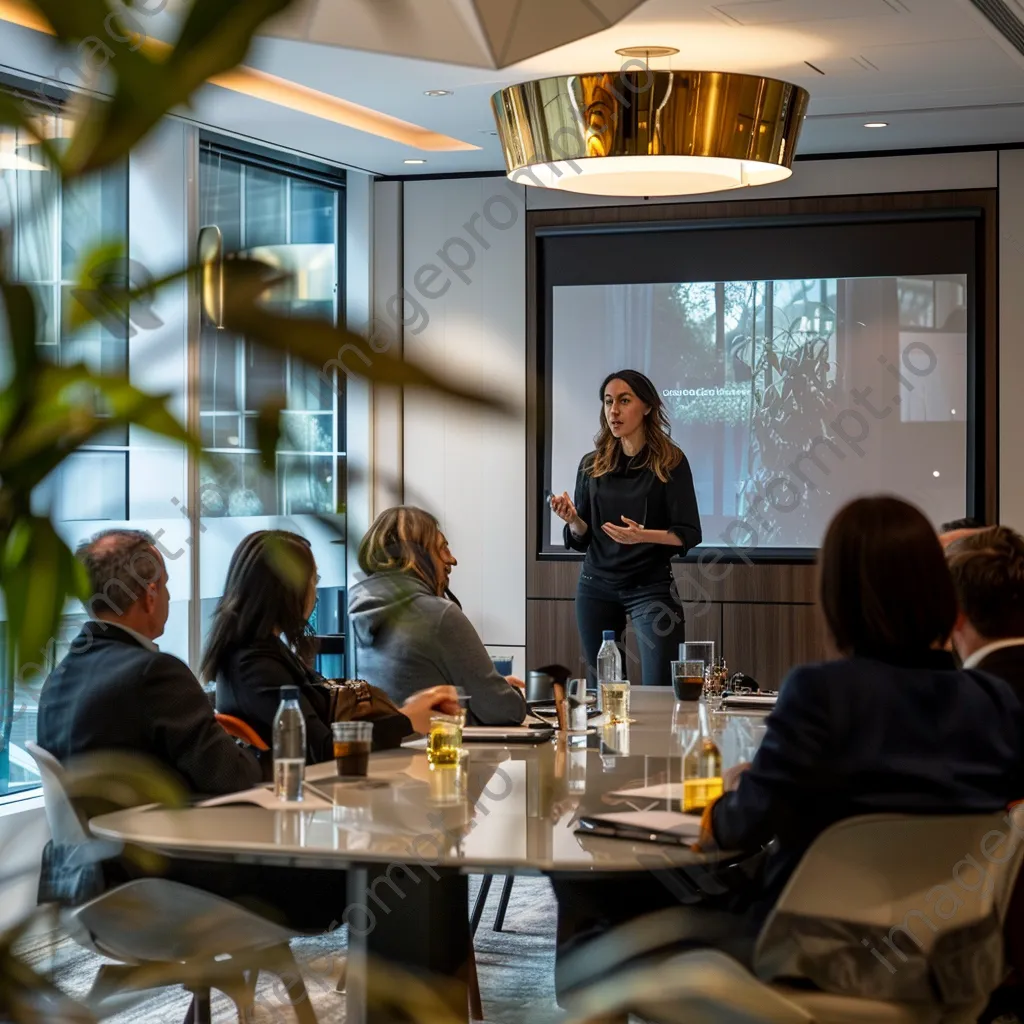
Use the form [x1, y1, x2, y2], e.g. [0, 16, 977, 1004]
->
[724, 762, 751, 792]
[602, 516, 646, 545]
[401, 685, 461, 734]
[505, 675, 526, 689]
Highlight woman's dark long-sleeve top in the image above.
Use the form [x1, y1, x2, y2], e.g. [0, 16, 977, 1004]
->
[709, 650, 1024, 920]
[565, 448, 702, 586]
[215, 637, 414, 764]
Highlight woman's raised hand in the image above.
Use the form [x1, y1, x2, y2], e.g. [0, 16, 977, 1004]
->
[550, 491, 577, 524]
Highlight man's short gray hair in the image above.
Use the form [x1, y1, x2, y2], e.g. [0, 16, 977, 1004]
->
[77, 529, 161, 619]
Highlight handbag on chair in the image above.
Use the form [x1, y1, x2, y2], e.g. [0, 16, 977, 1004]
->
[323, 678, 403, 723]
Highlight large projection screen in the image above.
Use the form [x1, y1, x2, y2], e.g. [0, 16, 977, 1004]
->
[539, 216, 980, 556]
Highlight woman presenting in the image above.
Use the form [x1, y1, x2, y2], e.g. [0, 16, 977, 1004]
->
[550, 369, 702, 687]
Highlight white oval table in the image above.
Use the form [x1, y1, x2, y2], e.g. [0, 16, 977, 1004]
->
[90, 688, 769, 1024]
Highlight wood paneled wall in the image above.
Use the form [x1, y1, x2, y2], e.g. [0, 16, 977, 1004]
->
[525, 190, 998, 687]
[527, 561, 825, 690]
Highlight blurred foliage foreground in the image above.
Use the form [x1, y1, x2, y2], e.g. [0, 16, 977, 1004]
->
[0, 1, 507, 1020]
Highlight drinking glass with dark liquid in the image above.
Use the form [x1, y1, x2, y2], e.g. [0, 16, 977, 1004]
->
[332, 721, 374, 777]
[671, 659, 705, 701]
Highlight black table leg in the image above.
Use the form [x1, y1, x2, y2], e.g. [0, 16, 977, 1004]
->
[346, 863, 469, 1024]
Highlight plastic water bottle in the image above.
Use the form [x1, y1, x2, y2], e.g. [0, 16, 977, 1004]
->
[597, 630, 623, 712]
[273, 685, 306, 802]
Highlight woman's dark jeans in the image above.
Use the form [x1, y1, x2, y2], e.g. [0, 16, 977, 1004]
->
[575, 569, 686, 687]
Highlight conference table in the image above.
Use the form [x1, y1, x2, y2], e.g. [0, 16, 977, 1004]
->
[90, 687, 770, 1024]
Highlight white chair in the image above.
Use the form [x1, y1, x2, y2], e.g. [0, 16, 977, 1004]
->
[27, 742, 319, 1024]
[563, 812, 1024, 1024]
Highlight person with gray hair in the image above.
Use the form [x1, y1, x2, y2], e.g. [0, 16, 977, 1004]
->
[37, 528, 263, 796]
[36, 528, 349, 930]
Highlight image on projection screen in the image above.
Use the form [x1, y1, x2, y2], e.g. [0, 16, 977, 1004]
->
[546, 276, 968, 552]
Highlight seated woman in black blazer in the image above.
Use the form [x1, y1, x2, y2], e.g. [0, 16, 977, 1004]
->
[203, 530, 460, 763]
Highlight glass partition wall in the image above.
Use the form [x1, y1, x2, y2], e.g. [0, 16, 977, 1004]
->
[0, 135, 345, 799]
[197, 147, 346, 666]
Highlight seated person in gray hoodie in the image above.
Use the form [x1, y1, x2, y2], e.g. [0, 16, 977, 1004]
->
[349, 507, 527, 726]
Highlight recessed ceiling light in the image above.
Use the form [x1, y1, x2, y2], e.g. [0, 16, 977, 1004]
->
[424, 89, 452, 97]
[932, 470, 941, 478]
[404, 158, 427, 165]
[951, 408, 957, 415]
[863, 121, 888, 128]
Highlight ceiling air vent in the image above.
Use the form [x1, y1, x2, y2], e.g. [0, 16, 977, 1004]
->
[968, 0, 1024, 57]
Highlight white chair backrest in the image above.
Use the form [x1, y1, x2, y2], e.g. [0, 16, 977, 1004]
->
[755, 812, 1024, 965]
[25, 741, 91, 846]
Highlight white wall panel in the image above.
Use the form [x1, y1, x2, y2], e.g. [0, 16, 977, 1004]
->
[371, 180, 404, 515]
[402, 178, 526, 647]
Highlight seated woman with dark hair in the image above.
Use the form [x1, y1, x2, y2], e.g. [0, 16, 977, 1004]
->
[204, 530, 460, 763]
[348, 506, 527, 726]
[554, 495, 1024, 993]
[706, 495, 1024, 909]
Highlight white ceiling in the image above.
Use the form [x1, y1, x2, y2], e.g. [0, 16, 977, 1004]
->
[2, 0, 1024, 177]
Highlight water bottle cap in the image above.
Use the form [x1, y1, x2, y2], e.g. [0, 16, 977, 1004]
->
[602, 630, 615, 641]
[280, 685, 300, 701]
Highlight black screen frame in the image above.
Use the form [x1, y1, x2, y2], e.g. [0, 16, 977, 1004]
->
[534, 208, 987, 564]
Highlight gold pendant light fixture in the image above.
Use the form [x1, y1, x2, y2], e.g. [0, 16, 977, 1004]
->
[491, 48, 809, 197]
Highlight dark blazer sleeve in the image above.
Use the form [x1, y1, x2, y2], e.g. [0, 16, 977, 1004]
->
[564, 454, 593, 553]
[665, 452, 702, 553]
[144, 654, 262, 796]
[710, 665, 833, 852]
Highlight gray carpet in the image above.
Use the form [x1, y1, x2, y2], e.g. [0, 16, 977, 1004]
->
[16, 876, 565, 1023]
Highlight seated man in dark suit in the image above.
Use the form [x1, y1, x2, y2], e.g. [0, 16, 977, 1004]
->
[38, 529, 263, 795]
[946, 525, 1024, 692]
[36, 529, 340, 929]
[946, 526, 1024, 1022]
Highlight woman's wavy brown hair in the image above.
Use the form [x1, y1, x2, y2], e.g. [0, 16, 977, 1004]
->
[589, 369, 683, 482]
[358, 506, 447, 595]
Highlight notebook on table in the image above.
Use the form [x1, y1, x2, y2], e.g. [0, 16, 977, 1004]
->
[576, 810, 703, 846]
[721, 692, 778, 710]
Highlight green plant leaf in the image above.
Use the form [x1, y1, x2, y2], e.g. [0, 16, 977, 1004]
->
[169, 0, 293, 79]
[0, 365, 198, 493]
[254, 396, 286, 473]
[221, 261, 513, 414]
[262, 531, 311, 592]
[57, 0, 298, 176]
[1, 517, 80, 688]
[1, 284, 38, 382]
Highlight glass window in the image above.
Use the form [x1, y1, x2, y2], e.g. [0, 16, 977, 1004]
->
[0, 114, 130, 799]
[197, 152, 345, 688]
[1, 135, 345, 803]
